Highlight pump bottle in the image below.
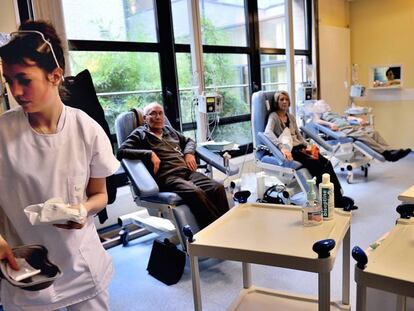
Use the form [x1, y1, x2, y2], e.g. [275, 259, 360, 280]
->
[303, 177, 323, 226]
[319, 173, 335, 220]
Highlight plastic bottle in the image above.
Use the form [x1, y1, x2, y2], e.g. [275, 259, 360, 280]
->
[319, 173, 335, 220]
[302, 177, 323, 226]
[256, 172, 266, 201]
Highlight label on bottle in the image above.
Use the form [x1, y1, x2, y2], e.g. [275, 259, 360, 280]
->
[306, 210, 323, 222]
[320, 187, 334, 219]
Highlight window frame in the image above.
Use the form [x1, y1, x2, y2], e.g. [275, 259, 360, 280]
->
[19, 0, 314, 151]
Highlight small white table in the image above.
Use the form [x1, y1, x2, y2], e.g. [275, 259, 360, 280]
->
[186, 203, 351, 311]
[397, 186, 414, 203]
[354, 218, 414, 311]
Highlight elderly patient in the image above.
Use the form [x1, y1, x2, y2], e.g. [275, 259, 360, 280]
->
[117, 102, 229, 229]
[313, 100, 411, 162]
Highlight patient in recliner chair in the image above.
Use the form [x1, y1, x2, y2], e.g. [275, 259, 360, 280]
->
[312, 100, 411, 162]
[117, 102, 229, 229]
[264, 91, 357, 210]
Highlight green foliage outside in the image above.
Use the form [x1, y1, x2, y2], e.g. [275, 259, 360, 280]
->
[69, 16, 251, 143]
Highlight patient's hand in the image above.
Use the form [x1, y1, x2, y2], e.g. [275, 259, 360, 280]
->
[185, 153, 197, 171]
[330, 123, 339, 131]
[281, 148, 293, 161]
[151, 152, 161, 174]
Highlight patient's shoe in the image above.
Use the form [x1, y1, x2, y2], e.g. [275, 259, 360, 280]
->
[388, 149, 411, 162]
[382, 149, 411, 162]
[336, 196, 358, 211]
[382, 150, 396, 161]
[394, 148, 412, 161]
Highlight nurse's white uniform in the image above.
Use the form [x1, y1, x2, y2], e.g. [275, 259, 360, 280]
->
[0, 105, 119, 310]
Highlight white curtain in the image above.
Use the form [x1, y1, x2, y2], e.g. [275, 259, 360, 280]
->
[31, 0, 71, 76]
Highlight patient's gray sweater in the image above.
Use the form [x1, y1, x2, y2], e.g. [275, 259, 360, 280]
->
[117, 125, 196, 181]
[264, 112, 307, 150]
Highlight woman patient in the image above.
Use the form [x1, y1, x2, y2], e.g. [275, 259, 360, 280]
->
[264, 91, 357, 210]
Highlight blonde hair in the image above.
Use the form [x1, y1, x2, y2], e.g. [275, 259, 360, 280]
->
[272, 91, 290, 112]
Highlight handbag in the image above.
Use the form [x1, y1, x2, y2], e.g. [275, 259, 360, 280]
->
[147, 239, 186, 285]
[259, 185, 285, 204]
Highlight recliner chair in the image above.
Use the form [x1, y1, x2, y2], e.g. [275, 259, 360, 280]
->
[301, 120, 385, 183]
[61, 69, 118, 224]
[251, 90, 312, 199]
[115, 108, 238, 249]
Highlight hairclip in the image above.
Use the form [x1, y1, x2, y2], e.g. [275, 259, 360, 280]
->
[10, 30, 63, 80]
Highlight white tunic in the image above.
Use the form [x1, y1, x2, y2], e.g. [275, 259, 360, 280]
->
[0, 105, 119, 310]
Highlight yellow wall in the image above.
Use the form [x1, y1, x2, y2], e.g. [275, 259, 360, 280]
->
[0, 0, 18, 32]
[318, 0, 349, 27]
[317, 0, 350, 114]
[350, 0, 414, 148]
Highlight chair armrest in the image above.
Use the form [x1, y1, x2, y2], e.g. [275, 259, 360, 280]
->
[301, 125, 335, 152]
[196, 146, 239, 175]
[121, 159, 159, 197]
[257, 132, 286, 166]
[312, 122, 347, 140]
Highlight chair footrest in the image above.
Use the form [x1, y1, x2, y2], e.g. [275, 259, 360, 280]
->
[118, 210, 176, 234]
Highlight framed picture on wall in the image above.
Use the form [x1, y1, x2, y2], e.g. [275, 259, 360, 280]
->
[370, 64, 402, 89]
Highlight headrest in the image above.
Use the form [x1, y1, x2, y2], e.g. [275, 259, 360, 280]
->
[265, 99, 271, 112]
[130, 108, 144, 128]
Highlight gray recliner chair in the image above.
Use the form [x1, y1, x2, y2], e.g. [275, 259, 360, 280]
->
[251, 91, 312, 199]
[114, 108, 238, 249]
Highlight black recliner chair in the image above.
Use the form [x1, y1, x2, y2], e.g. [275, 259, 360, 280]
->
[60, 69, 118, 224]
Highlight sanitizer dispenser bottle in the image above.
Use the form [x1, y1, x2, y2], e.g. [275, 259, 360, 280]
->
[319, 173, 335, 220]
[303, 177, 323, 226]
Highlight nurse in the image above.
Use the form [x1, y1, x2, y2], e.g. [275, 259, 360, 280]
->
[0, 20, 119, 310]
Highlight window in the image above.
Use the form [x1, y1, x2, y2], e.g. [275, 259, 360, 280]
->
[62, 0, 157, 42]
[69, 51, 162, 132]
[199, 0, 247, 47]
[258, 0, 312, 94]
[261, 55, 308, 92]
[62, 0, 168, 133]
[258, 0, 307, 49]
[57, 0, 313, 151]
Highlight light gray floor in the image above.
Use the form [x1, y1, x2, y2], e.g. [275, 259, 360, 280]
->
[108, 153, 414, 311]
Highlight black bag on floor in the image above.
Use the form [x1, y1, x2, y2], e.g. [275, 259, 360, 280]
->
[147, 239, 186, 285]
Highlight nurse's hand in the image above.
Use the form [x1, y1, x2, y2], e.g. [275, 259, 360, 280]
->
[54, 204, 87, 230]
[0, 236, 19, 270]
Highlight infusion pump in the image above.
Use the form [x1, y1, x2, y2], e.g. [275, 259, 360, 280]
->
[198, 93, 223, 114]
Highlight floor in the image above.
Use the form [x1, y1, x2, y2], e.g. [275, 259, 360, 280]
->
[106, 153, 414, 310]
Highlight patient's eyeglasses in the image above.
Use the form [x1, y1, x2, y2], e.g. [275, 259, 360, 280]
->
[147, 111, 164, 118]
[10, 30, 63, 76]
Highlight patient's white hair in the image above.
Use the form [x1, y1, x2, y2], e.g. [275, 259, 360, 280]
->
[313, 100, 331, 114]
[143, 102, 163, 115]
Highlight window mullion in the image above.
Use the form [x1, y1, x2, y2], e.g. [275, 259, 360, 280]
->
[154, 0, 181, 131]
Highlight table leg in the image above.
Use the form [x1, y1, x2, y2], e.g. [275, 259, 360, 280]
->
[190, 255, 202, 311]
[342, 228, 350, 305]
[396, 295, 406, 311]
[242, 262, 251, 289]
[356, 284, 366, 311]
[318, 272, 330, 311]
